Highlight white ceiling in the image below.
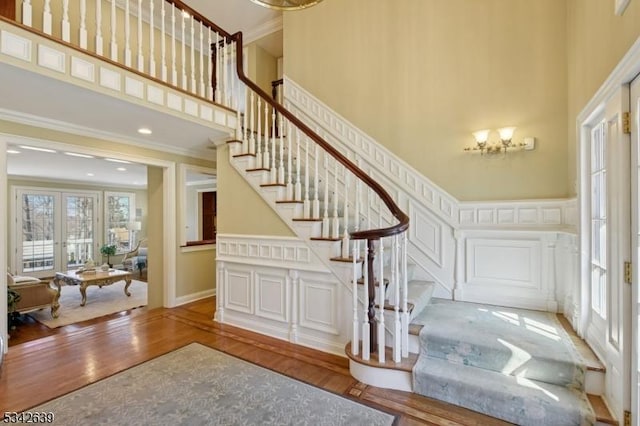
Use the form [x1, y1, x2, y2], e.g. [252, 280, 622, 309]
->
[3, 0, 283, 188]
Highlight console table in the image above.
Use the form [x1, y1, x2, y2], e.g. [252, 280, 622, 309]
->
[53, 269, 133, 307]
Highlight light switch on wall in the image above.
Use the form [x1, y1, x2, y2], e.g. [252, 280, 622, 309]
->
[523, 137, 535, 150]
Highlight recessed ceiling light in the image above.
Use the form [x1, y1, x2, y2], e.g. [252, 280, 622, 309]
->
[7, 149, 20, 154]
[105, 158, 131, 164]
[65, 152, 95, 158]
[138, 127, 152, 135]
[116, 167, 127, 171]
[87, 173, 95, 177]
[19, 145, 56, 153]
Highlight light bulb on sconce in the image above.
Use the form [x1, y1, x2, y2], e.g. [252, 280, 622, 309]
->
[465, 127, 534, 155]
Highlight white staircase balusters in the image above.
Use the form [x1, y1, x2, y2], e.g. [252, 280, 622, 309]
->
[270, 110, 276, 182]
[331, 160, 339, 239]
[109, 0, 116, 60]
[148, 0, 155, 78]
[190, 16, 196, 94]
[392, 234, 401, 363]
[62, 0, 70, 42]
[171, 5, 177, 85]
[22, 0, 32, 27]
[222, 38, 228, 105]
[341, 172, 350, 259]
[198, 23, 205, 96]
[294, 131, 302, 201]
[278, 116, 285, 184]
[303, 136, 310, 218]
[256, 97, 263, 168]
[94, 0, 102, 55]
[312, 145, 320, 218]
[136, 0, 144, 72]
[160, 0, 167, 82]
[206, 29, 212, 99]
[249, 91, 256, 155]
[79, 0, 87, 49]
[242, 86, 249, 152]
[213, 32, 220, 101]
[263, 101, 270, 169]
[321, 154, 330, 238]
[352, 239, 360, 356]
[42, 0, 52, 34]
[180, 10, 187, 90]
[286, 121, 293, 199]
[124, 0, 132, 67]
[401, 231, 409, 358]
[378, 240, 386, 363]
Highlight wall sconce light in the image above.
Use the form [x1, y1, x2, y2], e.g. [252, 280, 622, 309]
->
[464, 127, 534, 155]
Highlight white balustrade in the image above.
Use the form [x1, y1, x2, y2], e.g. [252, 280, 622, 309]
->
[263, 101, 270, 169]
[378, 240, 385, 362]
[61, 0, 70, 42]
[303, 137, 310, 218]
[270, 110, 277, 182]
[180, 11, 186, 90]
[22, 0, 32, 27]
[79, 0, 87, 49]
[190, 16, 196, 93]
[331, 160, 339, 239]
[110, 0, 116, 60]
[322, 155, 330, 238]
[95, 0, 102, 55]
[256, 97, 263, 168]
[124, 0, 131, 67]
[149, 0, 155, 77]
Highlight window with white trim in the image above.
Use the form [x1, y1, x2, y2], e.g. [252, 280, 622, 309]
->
[590, 121, 607, 319]
[104, 192, 136, 254]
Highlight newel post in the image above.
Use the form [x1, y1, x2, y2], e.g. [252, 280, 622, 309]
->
[367, 239, 377, 352]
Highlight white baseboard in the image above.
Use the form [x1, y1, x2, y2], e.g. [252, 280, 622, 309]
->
[175, 288, 216, 306]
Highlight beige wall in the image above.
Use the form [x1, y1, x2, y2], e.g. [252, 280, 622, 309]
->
[217, 143, 292, 236]
[176, 247, 215, 298]
[284, 0, 568, 201]
[567, 0, 640, 195]
[146, 166, 163, 308]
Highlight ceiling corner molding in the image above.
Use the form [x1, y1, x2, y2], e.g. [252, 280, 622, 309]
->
[243, 15, 283, 45]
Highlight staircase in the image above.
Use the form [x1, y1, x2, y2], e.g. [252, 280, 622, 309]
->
[7, 0, 614, 423]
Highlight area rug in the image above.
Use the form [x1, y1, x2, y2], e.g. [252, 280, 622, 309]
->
[28, 279, 147, 328]
[32, 343, 397, 426]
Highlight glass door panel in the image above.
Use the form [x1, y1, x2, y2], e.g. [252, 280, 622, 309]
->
[18, 191, 59, 277]
[63, 194, 98, 269]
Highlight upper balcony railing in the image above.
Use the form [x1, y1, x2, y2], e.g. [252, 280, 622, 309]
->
[5, 0, 411, 364]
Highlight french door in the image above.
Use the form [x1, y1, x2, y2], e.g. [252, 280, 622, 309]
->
[15, 188, 100, 278]
[584, 85, 632, 422]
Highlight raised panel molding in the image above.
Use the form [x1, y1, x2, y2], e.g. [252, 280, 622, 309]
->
[256, 272, 288, 323]
[70, 57, 95, 82]
[99, 67, 121, 92]
[37, 45, 65, 73]
[299, 278, 339, 335]
[224, 268, 253, 315]
[0, 30, 31, 61]
[466, 238, 540, 288]
[409, 202, 443, 266]
[124, 76, 144, 99]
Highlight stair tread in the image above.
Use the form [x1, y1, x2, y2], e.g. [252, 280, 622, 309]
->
[226, 139, 242, 144]
[355, 277, 388, 286]
[377, 301, 415, 313]
[557, 314, 605, 372]
[414, 355, 595, 426]
[260, 183, 286, 187]
[246, 167, 270, 172]
[310, 237, 341, 241]
[276, 200, 304, 204]
[586, 394, 618, 425]
[233, 153, 256, 158]
[292, 218, 323, 222]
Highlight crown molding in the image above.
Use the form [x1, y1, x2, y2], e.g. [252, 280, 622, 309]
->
[243, 15, 283, 45]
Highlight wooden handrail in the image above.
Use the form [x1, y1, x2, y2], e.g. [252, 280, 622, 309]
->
[231, 31, 408, 241]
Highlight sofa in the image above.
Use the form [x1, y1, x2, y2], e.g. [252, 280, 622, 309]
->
[7, 272, 59, 318]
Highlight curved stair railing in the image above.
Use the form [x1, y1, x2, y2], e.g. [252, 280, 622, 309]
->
[12, 0, 411, 363]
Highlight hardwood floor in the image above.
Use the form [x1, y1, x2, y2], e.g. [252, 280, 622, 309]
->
[1, 297, 510, 425]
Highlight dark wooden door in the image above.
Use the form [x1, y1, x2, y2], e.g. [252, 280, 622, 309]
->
[202, 191, 216, 241]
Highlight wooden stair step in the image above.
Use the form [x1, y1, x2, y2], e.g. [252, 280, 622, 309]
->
[355, 277, 388, 287]
[226, 139, 242, 144]
[310, 237, 341, 241]
[276, 200, 304, 204]
[376, 302, 415, 314]
[260, 183, 286, 188]
[233, 153, 256, 158]
[587, 394, 618, 425]
[246, 167, 270, 172]
[292, 218, 322, 222]
[408, 323, 424, 336]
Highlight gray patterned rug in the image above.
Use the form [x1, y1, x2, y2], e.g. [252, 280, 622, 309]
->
[33, 343, 396, 425]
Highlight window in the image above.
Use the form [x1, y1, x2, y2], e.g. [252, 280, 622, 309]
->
[105, 191, 136, 254]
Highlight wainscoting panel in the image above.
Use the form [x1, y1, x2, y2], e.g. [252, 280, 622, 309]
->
[255, 271, 289, 323]
[298, 277, 339, 336]
[224, 268, 253, 315]
[456, 230, 559, 311]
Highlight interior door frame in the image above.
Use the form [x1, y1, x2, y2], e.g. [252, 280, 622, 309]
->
[1, 133, 178, 355]
[577, 36, 640, 423]
[630, 73, 640, 426]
